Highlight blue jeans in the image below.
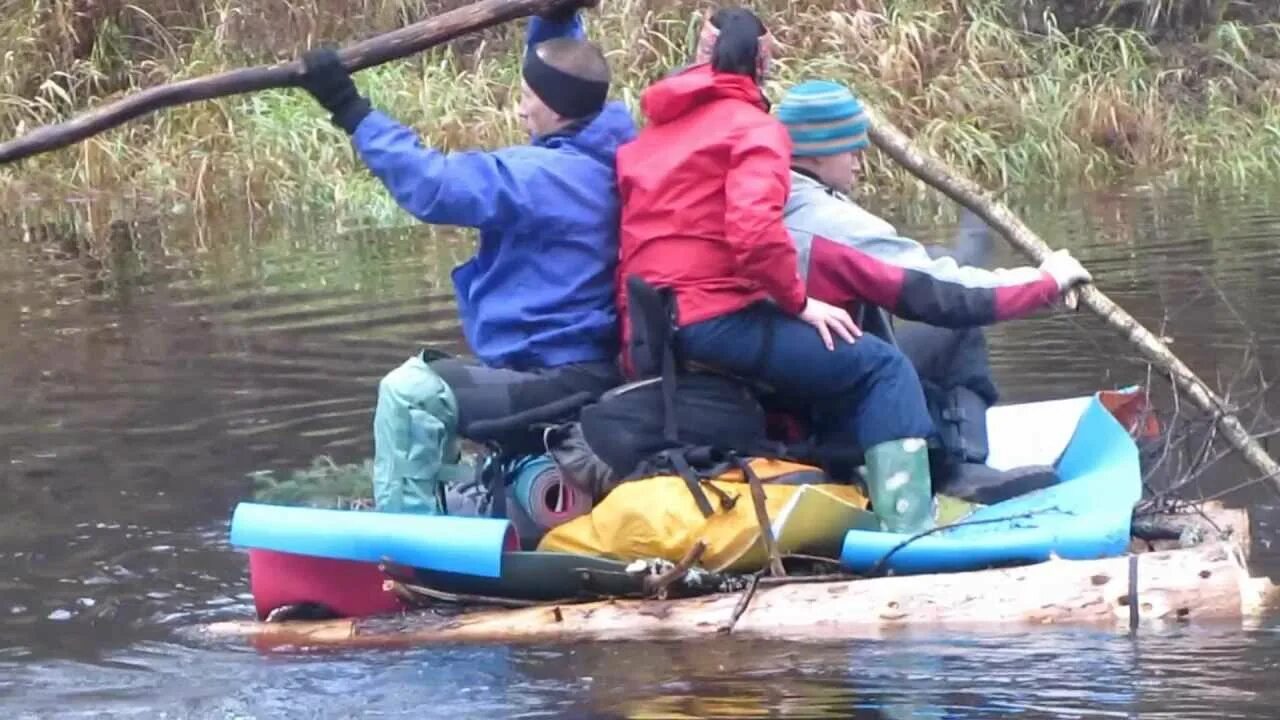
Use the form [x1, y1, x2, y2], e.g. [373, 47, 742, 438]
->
[677, 302, 934, 451]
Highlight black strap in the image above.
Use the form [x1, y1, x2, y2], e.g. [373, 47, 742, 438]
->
[418, 346, 455, 363]
[668, 451, 715, 518]
[623, 275, 681, 446]
[661, 333, 678, 444]
[702, 477, 739, 512]
[733, 453, 762, 486]
[682, 444, 728, 470]
[482, 452, 508, 521]
[855, 305, 899, 348]
[464, 391, 596, 442]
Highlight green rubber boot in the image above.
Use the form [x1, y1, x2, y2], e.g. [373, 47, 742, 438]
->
[864, 438, 935, 534]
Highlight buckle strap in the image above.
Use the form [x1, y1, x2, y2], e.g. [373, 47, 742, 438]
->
[701, 478, 739, 512]
[668, 451, 715, 518]
[732, 453, 786, 577]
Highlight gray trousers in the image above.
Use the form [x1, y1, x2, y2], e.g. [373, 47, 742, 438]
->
[430, 358, 619, 448]
[430, 357, 618, 532]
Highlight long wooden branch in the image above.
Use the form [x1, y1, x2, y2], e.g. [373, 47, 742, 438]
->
[865, 108, 1280, 495]
[0, 0, 569, 165]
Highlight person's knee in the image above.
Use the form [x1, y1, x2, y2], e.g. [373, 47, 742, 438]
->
[426, 357, 478, 390]
[373, 355, 461, 513]
[848, 337, 935, 440]
[380, 356, 453, 409]
[847, 335, 920, 383]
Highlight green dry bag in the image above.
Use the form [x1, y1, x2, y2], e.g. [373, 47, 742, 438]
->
[372, 351, 472, 513]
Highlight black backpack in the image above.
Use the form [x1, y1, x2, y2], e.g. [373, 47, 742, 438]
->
[544, 372, 771, 501]
[544, 276, 781, 504]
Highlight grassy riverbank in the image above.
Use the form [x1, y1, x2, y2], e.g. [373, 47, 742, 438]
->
[2, 0, 1280, 223]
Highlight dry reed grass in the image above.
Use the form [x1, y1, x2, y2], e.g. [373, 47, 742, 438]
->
[1, 0, 1279, 221]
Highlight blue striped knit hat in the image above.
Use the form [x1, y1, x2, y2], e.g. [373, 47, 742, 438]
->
[777, 80, 870, 156]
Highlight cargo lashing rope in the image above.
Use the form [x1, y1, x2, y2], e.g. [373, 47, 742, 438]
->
[862, 509, 1049, 578]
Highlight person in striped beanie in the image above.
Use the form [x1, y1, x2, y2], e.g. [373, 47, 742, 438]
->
[777, 79, 873, 193]
[776, 79, 1094, 506]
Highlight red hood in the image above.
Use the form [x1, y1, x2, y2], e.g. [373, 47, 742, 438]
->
[639, 64, 768, 125]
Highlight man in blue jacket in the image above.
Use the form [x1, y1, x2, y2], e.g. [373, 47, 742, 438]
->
[297, 3, 636, 514]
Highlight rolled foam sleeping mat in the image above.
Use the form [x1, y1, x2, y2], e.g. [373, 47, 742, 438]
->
[509, 455, 592, 532]
[230, 502, 518, 578]
[840, 392, 1143, 575]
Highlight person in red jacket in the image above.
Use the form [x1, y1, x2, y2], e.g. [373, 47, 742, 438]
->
[615, 7, 938, 534]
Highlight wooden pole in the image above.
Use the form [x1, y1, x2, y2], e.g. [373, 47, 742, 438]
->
[195, 542, 1275, 648]
[864, 108, 1280, 495]
[0, 0, 570, 165]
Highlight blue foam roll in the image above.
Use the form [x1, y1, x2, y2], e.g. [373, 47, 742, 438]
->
[509, 455, 591, 531]
[229, 503, 516, 578]
[840, 393, 1142, 575]
[838, 516, 1132, 575]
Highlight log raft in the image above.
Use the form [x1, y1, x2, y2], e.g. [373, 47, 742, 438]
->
[196, 506, 1276, 649]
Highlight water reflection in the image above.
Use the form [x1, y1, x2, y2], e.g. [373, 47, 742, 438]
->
[2, 184, 1280, 716]
[4, 623, 1280, 718]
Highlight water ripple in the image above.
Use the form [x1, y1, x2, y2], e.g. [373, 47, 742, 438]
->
[3, 186, 1280, 716]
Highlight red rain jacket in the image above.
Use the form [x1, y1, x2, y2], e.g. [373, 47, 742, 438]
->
[616, 65, 807, 336]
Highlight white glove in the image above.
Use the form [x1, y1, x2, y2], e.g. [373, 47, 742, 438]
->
[1039, 249, 1092, 291]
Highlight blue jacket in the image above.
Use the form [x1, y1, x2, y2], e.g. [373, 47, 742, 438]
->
[349, 15, 636, 370]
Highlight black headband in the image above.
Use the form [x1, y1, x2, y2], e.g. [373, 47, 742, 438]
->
[522, 50, 608, 120]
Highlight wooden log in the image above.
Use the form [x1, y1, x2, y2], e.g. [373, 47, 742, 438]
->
[0, 0, 569, 165]
[195, 542, 1276, 649]
[865, 107, 1280, 496]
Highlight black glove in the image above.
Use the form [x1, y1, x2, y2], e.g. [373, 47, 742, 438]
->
[298, 48, 371, 135]
[539, 0, 597, 24]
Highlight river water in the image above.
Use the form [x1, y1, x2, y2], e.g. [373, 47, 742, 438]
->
[3, 185, 1280, 718]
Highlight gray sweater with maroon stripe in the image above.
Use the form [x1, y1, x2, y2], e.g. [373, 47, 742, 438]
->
[783, 171, 1060, 327]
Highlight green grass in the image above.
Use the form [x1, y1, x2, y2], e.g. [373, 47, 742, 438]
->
[3, 0, 1280, 223]
[249, 455, 375, 509]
